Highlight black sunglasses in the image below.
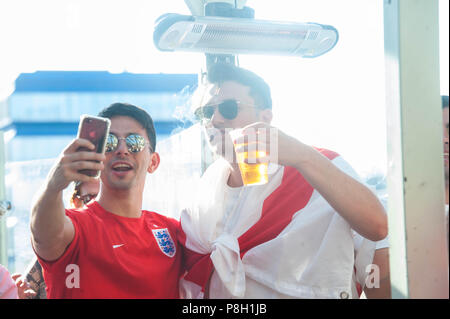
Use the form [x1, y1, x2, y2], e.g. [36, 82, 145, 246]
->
[105, 133, 151, 153]
[194, 99, 256, 121]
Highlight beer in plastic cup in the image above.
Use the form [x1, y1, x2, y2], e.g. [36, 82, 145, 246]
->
[229, 128, 268, 186]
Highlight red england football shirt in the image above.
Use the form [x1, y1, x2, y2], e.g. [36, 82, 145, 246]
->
[36, 201, 184, 299]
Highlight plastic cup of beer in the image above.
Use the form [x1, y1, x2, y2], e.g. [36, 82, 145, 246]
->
[229, 128, 268, 186]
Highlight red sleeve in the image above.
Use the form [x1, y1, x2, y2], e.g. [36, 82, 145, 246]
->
[34, 210, 83, 274]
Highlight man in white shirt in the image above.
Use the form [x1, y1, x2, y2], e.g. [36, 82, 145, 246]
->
[179, 63, 389, 299]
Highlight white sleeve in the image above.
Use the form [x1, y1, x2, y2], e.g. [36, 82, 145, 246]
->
[352, 231, 377, 288]
[334, 156, 389, 288]
[333, 156, 390, 251]
[0, 264, 18, 299]
[375, 235, 390, 250]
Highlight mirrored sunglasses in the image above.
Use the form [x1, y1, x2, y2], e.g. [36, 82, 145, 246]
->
[105, 133, 151, 153]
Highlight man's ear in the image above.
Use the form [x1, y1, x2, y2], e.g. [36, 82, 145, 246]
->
[259, 108, 273, 124]
[147, 152, 160, 174]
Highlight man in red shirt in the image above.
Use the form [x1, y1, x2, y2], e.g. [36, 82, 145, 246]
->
[30, 102, 183, 298]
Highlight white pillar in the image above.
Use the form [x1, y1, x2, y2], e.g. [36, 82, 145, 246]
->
[383, 0, 449, 298]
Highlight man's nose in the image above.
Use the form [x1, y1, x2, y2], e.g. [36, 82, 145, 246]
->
[114, 138, 129, 155]
[211, 107, 226, 128]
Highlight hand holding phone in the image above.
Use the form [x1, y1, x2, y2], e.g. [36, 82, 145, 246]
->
[76, 115, 111, 177]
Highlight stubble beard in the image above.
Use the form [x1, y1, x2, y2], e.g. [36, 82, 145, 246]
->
[205, 127, 237, 164]
[102, 168, 139, 192]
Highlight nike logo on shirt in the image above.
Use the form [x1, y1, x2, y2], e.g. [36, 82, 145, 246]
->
[112, 244, 124, 249]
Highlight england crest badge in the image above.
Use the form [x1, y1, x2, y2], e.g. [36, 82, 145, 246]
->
[152, 228, 176, 258]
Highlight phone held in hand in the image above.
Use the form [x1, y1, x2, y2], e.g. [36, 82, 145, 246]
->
[76, 114, 111, 178]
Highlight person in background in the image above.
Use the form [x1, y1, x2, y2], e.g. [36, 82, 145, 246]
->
[0, 264, 18, 299]
[70, 179, 100, 209]
[13, 179, 101, 299]
[12, 263, 41, 299]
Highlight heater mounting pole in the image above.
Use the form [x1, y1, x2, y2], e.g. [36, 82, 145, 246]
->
[184, 0, 248, 16]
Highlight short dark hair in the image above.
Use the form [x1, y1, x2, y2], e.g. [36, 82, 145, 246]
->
[206, 63, 272, 110]
[97, 102, 156, 152]
[442, 95, 449, 109]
